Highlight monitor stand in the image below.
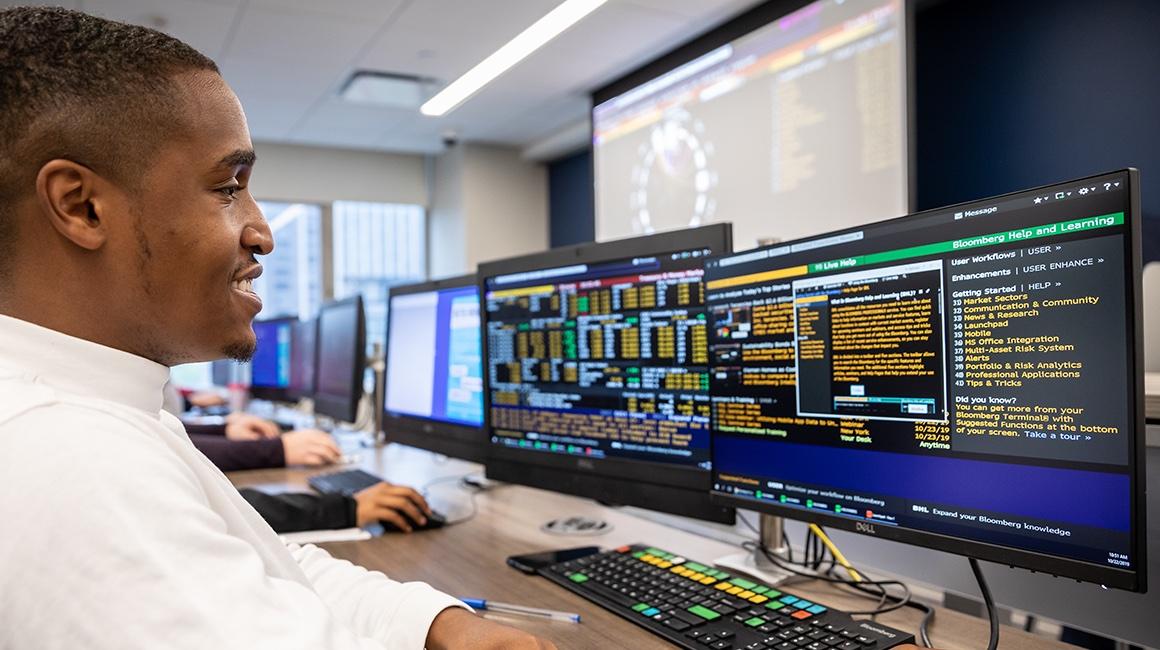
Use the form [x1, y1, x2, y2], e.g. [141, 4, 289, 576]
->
[713, 514, 798, 587]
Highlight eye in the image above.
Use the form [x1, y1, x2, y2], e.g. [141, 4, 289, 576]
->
[217, 185, 242, 199]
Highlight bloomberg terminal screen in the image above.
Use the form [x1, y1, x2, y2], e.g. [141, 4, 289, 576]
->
[483, 248, 715, 468]
[707, 171, 1136, 572]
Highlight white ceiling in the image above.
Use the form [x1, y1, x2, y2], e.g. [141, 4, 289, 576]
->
[10, 0, 763, 155]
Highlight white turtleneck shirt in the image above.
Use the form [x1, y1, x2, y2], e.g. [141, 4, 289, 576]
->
[0, 314, 466, 649]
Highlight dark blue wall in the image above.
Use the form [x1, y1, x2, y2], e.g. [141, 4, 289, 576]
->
[548, 149, 595, 248]
[550, 0, 1160, 259]
[914, 0, 1160, 261]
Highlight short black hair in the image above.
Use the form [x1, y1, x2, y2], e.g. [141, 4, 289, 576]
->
[0, 6, 219, 277]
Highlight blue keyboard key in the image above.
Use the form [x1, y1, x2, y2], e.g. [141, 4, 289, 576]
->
[808, 605, 827, 614]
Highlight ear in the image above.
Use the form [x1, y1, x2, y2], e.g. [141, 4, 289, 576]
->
[34, 159, 111, 251]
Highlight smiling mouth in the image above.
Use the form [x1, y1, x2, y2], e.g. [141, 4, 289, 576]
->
[231, 277, 255, 294]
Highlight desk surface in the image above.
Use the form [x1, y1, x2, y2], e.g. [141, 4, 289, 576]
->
[229, 444, 1066, 650]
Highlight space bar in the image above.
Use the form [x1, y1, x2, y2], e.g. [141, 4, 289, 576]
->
[576, 581, 638, 608]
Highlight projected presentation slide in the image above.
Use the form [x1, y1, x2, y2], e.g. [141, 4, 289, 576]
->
[594, 0, 907, 250]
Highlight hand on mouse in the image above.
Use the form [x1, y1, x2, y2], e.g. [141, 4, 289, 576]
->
[281, 429, 341, 466]
[224, 412, 280, 440]
[354, 482, 433, 531]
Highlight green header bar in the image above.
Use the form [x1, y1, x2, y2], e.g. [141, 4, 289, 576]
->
[806, 212, 1123, 275]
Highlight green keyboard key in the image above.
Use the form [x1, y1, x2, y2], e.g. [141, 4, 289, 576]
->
[687, 605, 720, 621]
[729, 578, 757, 590]
[631, 603, 650, 612]
[765, 589, 783, 599]
[766, 601, 785, 610]
[645, 547, 668, 557]
[745, 617, 764, 627]
[752, 586, 769, 595]
[569, 573, 588, 583]
[684, 562, 709, 573]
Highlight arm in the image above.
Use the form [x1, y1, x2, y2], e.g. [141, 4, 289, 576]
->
[189, 432, 284, 471]
[238, 487, 356, 533]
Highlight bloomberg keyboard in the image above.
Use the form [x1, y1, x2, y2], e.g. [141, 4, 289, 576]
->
[540, 544, 913, 650]
[307, 468, 383, 496]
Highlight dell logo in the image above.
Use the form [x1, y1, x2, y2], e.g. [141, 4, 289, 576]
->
[856, 522, 878, 535]
[577, 459, 595, 471]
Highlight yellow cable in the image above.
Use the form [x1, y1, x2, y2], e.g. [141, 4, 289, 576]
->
[809, 523, 863, 582]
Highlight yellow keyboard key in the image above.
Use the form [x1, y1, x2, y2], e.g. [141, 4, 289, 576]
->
[715, 583, 732, 591]
[689, 573, 705, 581]
[727, 587, 744, 595]
[658, 562, 673, 569]
[749, 595, 769, 604]
[738, 591, 755, 599]
[700, 577, 717, 585]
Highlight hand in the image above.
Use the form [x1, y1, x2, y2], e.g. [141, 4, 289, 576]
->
[281, 429, 341, 466]
[187, 391, 227, 408]
[354, 482, 433, 531]
[425, 607, 557, 650]
[224, 413, 280, 440]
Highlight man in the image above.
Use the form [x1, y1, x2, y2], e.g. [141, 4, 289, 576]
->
[0, 7, 553, 649]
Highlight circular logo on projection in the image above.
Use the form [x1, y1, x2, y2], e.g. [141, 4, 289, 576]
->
[629, 110, 718, 235]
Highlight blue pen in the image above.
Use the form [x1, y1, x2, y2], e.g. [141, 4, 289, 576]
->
[461, 598, 581, 623]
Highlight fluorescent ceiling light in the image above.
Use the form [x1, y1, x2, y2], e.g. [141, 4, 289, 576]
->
[420, 0, 608, 117]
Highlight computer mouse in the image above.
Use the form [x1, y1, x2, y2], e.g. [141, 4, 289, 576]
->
[380, 510, 447, 533]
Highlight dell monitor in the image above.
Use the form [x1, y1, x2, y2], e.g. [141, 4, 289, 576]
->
[383, 275, 485, 462]
[315, 296, 366, 424]
[479, 224, 735, 523]
[250, 316, 295, 401]
[707, 170, 1146, 591]
[287, 317, 318, 400]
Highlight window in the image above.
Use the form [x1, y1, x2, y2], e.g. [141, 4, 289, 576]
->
[331, 201, 426, 355]
[254, 201, 324, 320]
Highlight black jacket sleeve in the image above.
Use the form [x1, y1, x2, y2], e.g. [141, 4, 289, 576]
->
[188, 434, 285, 472]
[238, 488, 358, 533]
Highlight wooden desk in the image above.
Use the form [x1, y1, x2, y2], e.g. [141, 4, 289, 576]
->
[229, 444, 1067, 650]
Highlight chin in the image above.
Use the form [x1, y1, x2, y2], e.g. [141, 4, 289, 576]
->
[222, 335, 257, 362]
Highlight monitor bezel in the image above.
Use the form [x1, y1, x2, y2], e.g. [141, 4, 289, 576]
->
[285, 317, 319, 401]
[250, 315, 297, 402]
[478, 223, 736, 524]
[382, 273, 486, 463]
[707, 169, 1146, 592]
[313, 296, 366, 424]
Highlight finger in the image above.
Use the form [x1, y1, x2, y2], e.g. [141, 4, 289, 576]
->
[304, 452, 330, 467]
[257, 420, 280, 438]
[386, 486, 431, 516]
[374, 508, 413, 533]
[310, 441, 342, 463]
[379, 495, 426, 525]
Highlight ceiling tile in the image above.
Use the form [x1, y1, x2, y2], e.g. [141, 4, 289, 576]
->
[75, 0, 240, 58]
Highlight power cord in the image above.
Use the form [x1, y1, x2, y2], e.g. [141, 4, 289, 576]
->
[970, 557, 1000, 650]
[736, 517, 936, 647]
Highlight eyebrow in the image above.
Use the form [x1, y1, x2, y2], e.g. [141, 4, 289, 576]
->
[216, 149, 257, 170]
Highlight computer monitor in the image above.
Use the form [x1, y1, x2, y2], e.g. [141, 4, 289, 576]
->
[250, 316, 294, 401]
[383, 275, 485, 462]
[706, 170, 1146, 591]
[479, 224, 735, 524]
[210, 359, 234, 388]
[287, 318, 318, 400]
[315, 296, 366, 423]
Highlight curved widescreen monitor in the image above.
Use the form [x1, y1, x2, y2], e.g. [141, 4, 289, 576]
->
[593, 0, 911, 251]
[707, 170, 1146, 591]
[250, 316, 295, 401]
[383, 274, 485, 462]
[315, 296, 366, 424]
[480, 224, 735, 524]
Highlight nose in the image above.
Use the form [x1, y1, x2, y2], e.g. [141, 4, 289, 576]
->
[241, 203, 274, 256]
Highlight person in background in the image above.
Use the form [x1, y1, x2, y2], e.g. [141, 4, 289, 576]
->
[0, 7, 552, 649]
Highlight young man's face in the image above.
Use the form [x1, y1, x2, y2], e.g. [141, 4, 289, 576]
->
[112, 70, 272, 364]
